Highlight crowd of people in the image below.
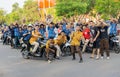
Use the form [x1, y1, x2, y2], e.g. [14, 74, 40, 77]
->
[0, 15, 120, 63]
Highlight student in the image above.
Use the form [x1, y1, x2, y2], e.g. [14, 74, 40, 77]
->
[47, 22, 56, 39]
[3, 26, 9, 44]
[109, 19, 118, 48]
[70, 26, 83, 63]
[39, 24, 46, 38]
[54, 31, 67, 59]
[89, 21, 100, 60]
[99, 20, 110, 59]
[63, 24, 71, 41]
[22, 25, 33, 51]
[9, 24, 15, 48]
[46, 37, 57, 63]
[29, 25, 42, 54]
[82, 25, 91, 53]
[13, 23, 20, 48]
[109, 19, 117, 36]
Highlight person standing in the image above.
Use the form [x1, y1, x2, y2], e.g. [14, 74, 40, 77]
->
[109, 19, 117, 36]
[82, 25, 91, 53]
[47, 22, 56, 39]
[99, 20, 110, 59]
[89, 21, 100, 60]
[70, 26, 83, 63]
[117, 17, 120, 35]
[63, 24, 72, 41]
[13, 23, 20, 48]
[109, 19, 118, 49]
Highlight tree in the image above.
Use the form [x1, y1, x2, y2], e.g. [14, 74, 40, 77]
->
[12, 2, 19, 12]
[4, 0, 120, 24]
[55, 0, 88, 17]
[95, 0, 120, 19]
[81, 0, 96, 13]
[0, 9, 6, 24]
[5, 0, 40, 24]
[5, 11, 20, 24]
[5, 2, 21, 24]
[22, 0, 40, 23]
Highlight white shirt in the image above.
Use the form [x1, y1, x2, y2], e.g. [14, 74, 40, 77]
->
[117, 24, 120, 30]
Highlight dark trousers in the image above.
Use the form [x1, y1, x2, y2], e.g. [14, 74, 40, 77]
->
[60, 43, 65, 52]
[10, 37, 14, 47]
[66, 35, 70, 41]
[71, 45, 82, 59]
[23, 40, 31, 51]
[14, 36, 20, 47]
[100, 38, 110, 57]
[46, 46, 57, 59]
[3, 37, 7, 44]
[109, 35, 114, 49]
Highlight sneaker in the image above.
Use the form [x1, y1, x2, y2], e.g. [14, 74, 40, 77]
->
[107, 57, 110, 60]
[56, 57, 61, 60]
[96, 56, 100, 60]
[79, 59, 83, 63]
[101, 56, 104, 59]
[48, 60, 52, 63]
[90, 56, 94, 59]
[72, 58, 76, 60]
[82, 51, 85, 54]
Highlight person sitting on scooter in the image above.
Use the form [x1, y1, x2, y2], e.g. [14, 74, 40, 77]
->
[13, 23, 20, 48]
[22, 25, 33, 52]
[46, 37, 57, 62]
[3, 26, 10, 44]
[54, 31, 67, 59]
[29, 24, 43, 55]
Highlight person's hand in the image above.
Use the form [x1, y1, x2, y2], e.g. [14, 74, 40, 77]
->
[93, 38, 96, 42]
[27, 32, 30, 34]
[39, 36, 42, 38]
[28, 31, 31, 34]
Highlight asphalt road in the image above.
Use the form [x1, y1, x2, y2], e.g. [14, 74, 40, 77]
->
[0, 43, 120, 77]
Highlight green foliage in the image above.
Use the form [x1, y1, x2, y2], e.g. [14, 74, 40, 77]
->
[1, 0, 120, 24]
[56, 0, 87, 17]
[95, 0, 120, 19]
[5, 0, 40, 24]
[81, 0, 96, 13]
[22, 0, 40, 23]
[12, 2, 19, 12]
[5, 11, 20, 24]
[56, 0, 120, 19]
[0, 9, 6, 24]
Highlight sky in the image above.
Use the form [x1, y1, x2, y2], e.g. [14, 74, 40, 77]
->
[0, 0, 26, 13]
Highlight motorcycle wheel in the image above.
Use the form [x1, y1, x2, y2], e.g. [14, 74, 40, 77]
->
[114, 46, 120, 54]
[66, 46, 71, 56]
[22, 50, 30, 59]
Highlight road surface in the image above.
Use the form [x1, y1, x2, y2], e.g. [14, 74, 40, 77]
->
[0, 43, 120, 77]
